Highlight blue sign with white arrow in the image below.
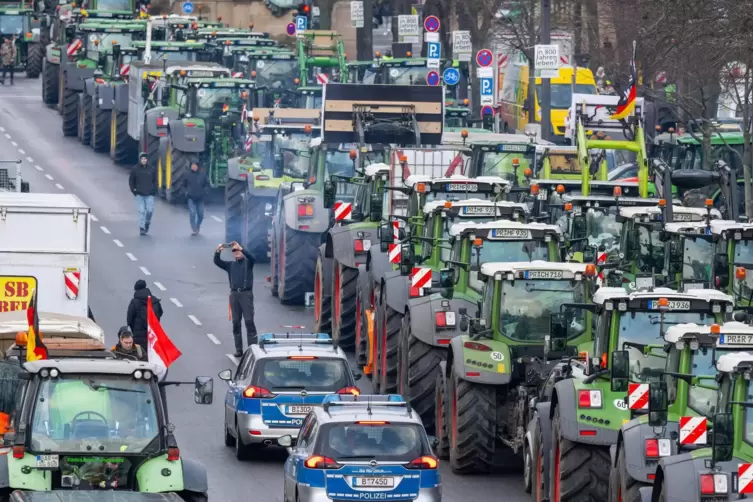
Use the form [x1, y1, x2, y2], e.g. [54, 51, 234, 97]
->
[427, 42, 440, 59]
[181, 1, 193, 13]
[443, 67, 459, 86]
[295, 16, 308, 32]
[480, 78, 493, 96]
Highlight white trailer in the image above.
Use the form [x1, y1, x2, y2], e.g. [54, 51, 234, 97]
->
[0, 193, 91, 317]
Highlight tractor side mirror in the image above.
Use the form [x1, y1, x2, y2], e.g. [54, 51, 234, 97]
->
[112, 43, 120, 59]
[711, 412, 734, 465]
[548, 312, 568, 352]
[713, 252, 729, 289]
[439, 268, 455, 299]
[322, 181, 335, 209]
[648, 381, 668, 426]
[378, 221, 392, 252]
[194, 376, 214, 405]
[399, 242, 413, 276]
[571, 214, 587, 240]
[369, 193, 383, 221]
[610, 350, 630, 392]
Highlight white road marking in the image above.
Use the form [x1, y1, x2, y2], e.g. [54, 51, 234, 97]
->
[113, 239, 124, 248]
[0, 127, 4, 132]
[26, 157, 33, 163]
[226, 354, 239, 366]
[170, 297, 183, 307]
[55, 183, 64, 190]
[206, 333, 221, 345]
[34, 165, 43, 171]
[17, 149, 24, 155]
[10, 141, 17, 147]
[153, 281, 166, 291]
[90, 215, 99, 222]
[139, 266, 151, 275]
[188, 315, 202, 326]
[211, 215, 223, 223]
[100, 226, 111, 234]
[4, 133, 10, 139]
[44, 174, 53, 180]
[125, 252, 137, 261]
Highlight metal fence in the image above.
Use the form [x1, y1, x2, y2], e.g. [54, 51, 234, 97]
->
[0, 160, 22, 193]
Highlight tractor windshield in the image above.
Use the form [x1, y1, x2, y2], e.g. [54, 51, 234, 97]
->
[480, 151, 535, 182]
[255, 60, 298, 90]
[326, 150, 383, 179]
[586, 212, 622, 254]
[635, 225, 664, 274]
[0, 15, 24, 35]
[154, 50, 198, 61]
[735, 240, 753, 265]
[545, 153, 580, 175]
[196, 87, 246, 117]
[619, 311, 711, 384]
[386, 66, 430, 85]
[683, 348, 742, 418]
[30, 374, 160, 454]
[95, 0, 132, 10]
[682, 237, 714, 283]
[499, 280, 586, 341]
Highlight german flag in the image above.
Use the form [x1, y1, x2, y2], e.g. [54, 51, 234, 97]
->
[610, 50, 637, 121]
[26, 289, 47, 362]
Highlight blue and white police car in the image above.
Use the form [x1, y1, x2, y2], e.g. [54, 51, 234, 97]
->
[279, 394, 441, 502]
[219, 333, 361, 460]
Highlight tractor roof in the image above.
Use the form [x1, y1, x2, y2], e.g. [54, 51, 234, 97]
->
[131, 41, 205, 49]
[424, 198, 526, 215]
[592, 286, 734, 305]
[404, 174, 507, 188]
[664, 321, 751, 345]
[78, 23, 146, 32]
[716, 351, 753, 374]
[710, 220, 753, 236]
[464, 133, 539, 146]
[450, 219, 560, 237]
[0, 7, 32, 12]
[663, 221, 714, 235]
[364, 163, 390, 177]
[480, 260, 589, 279]
[618, 205, 722, 221]
[563, 195, 677, 207]
[24, 358, 161, 375]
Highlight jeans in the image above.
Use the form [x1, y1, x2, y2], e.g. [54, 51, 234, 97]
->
[1, 64, 13, 84]
[187, 198, 205, 230]
[135, 195, 154, 230]
[229, 290, 257, 353]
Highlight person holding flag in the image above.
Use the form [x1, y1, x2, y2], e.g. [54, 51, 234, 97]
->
[609, 42, 637, 121]
[146, 296, 181, 380]
[26, 288, 47, 362]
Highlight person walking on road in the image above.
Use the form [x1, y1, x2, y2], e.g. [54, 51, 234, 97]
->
[183, 161, 209, 235]
[129, 152, 157, 235]
[0, 36, 16, 85]
[112, 327, 147, 361]
[126, 279, 163, 352]
[214, 241, 257, 357]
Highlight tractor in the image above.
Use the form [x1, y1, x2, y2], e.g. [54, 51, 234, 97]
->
[0, 3, 43, 78]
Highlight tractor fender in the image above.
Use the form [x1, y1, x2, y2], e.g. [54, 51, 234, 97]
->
[326, 223, 376, 268]
[551, 379, 620, 446]
[146, 106, 180, 139]
[384, 271, 409, 314]
[447, 336, 511, 385]
[167, 119, 205, 153]
[653, 454, 705, 502]
[95, 82, 114, 110]
[407, 294, 476, 347]
[620, 419, 681, 483]
[112, 82, 129, 112]
[367, 246, 391, 287]
[180, 457, 209, 494]
[84, 77, 96, 96]
[63, 63, 93, 91]
[637, 486, 653, 502]
[45, 44, 60, 65]
[282, 189, 329, 233]
[531, 403, 552, 499]
[318, 244, 333, 300]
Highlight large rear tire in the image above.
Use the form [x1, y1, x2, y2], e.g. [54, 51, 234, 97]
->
[615, 445, 642, 502]
[378, 303, 401, 394]
[312, 253, 331, 333]
[331, 262, 358, 351]
[25, 43, 43, 78]
[91, 100, 111, 152]
[110, 109, 136, 165]
[224, 178, 245, 243]
[42, 60, 58, 105]
[532, 421, 546, 502]
[434, 370, 449, 459]
[448, 362, 496, 474]
[278, 224, 319, 305]
[77, 94, 92, 145]
[550, 405, 610, 501]
[270, 222, 279, 297]
[243, 196, 272, 263]
[62, 88, 79, 137]
[166, 142, 195, 204]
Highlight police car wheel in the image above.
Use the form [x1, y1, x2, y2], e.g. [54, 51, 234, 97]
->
[224, 417, 236, 447]
[235, 424, 251, 460]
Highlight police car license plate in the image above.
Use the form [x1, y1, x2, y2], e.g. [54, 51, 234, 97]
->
[525, 270, 563, 279]
[354, 476, 395, 487]
[286, 405, 314, 415]
[446, 183, 478, 192]
[36, 455, 59, 469]
[649, 300, 690, 310]
[719, 334, 753, 345]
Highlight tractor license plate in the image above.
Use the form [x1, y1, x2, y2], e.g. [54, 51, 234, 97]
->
[649, 300, 690, 310]
[354, 477, 395, 487]
[492, 228, 531, 239]
[674, 213, 694, 221]
[286, 405, 314, 415]
[463, 206, 495, 215]
[36, 455, 59, 469]
[719, 334, 753, 345]
[524, 270, 563, 279]
[446, 183, 478, 192]
[537, 189, 548, 200]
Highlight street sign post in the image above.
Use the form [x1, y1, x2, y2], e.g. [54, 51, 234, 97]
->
[398, 15, 419, 44]
[427, 41, 440, 68]
[476, 49, 493, 67]
[350, 1, 364, 28]
[452, 31, 471, 62]
[181, 1, 193, 14]
[426, 71, 440, 86]
[442, 67, 459, 86]
[534, 44, 560, 78]
[286, 22, 296, 36]
[480, 77, 493, 105]
[295, 16, 308, 33]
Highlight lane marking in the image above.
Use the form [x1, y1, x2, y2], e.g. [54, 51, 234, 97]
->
[170, 297, 183, 307]
[125, 252, 137, 261]
[0, 127, 4, 132]
[211, 215, 223, 223]
[90, 215, 99, 222]
[226, 354, 239, 366]
[4, 133, 10, 139]
[139, 266, 151, 275]
[10, 141, 17, 147]
[113, 239, 124, 248]
[188, 315, 202, 326]
[100, 226, 111, 234]
[26, 157, 33, 163]
[44, 174, 53, 180]
[207, 333, 221, 345]
[17, 149, 24, 155]
[55, 183, 64, 190]
[34, 165, 43, 171]
[153, 281, 166, 291]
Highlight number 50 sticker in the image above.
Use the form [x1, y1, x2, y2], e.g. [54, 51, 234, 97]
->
[491, 352, 504, 361]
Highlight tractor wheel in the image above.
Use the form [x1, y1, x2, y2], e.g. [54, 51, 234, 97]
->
[278, 224, 319, 305]
[550, 405, 610, 501]
[312, 252, 331, 333]
[270, 222, 279, 297]
[378, 303, 402, 394]
[532, 421, 546, 502]
[91, 99, 111, 152]
[61, 88, 79, 137]
[41, 60, 58, 105]
[331, 262, 358, 351]
[110, 109, 136, 165]
[25, 43, 43, 78]
[434, 370, 450, 459]
[399, 311, 444, 434]
[224, 178, 245, 244]
[354, 278, 367, 365]
[57, 67, 64, 114]
[243, 197, 271, 263]
[78, 94, 92, 145]
[614, 445, 642, 502]
[165, 143, 195, 204]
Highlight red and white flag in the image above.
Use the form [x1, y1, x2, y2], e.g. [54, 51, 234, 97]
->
[147, 296, 182, 378]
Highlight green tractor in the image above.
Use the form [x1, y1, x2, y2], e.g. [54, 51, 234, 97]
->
[435, 261, 597, 475]
[224, 107, 320, 261]
[610, 319, 741, 502]
[528, 283, 732, 500]
[710, 220, 753, 308]
[209, 37, 278, 67]
[0, 4, 44, 78]
[296, 30, 347, 84]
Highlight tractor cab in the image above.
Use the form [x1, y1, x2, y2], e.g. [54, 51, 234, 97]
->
[710, 220, 753, 307]
[234, 50, 299, 108]
[209, 37, 278, 66]
[463, 133, 541, 188]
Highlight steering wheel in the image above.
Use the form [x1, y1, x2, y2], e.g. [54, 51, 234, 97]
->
[71, 411, 109, 426]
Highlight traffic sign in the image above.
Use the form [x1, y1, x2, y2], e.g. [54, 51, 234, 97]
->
[427, 41, 440, 68]
[534, 44, 560, 78]
[295, 16, 308, 32]
[476, 49, 493, 67]
[424, 15, 439, 32]
[286, 22, 296, 36]
[442, 67, 459, 86]
[181, 1, 193, 13]
[452, 31, 471, 62]
[426, 71, 440, 86]
[480, 78, 493, 96]
[481, 105, 494, 116]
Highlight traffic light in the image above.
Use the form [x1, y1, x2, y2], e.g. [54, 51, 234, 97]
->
[295, 2, 311, 17]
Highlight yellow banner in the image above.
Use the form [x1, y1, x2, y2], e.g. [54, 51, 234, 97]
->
[0, 276, 38, 312]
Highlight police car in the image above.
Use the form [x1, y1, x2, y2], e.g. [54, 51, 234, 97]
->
[279, 394, 441, 502]
[218, 333, 361, 460]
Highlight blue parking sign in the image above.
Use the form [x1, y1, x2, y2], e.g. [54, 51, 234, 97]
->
[427, 42, 440, 59]
[480, 78, 493, 96]
[295, 16, 308, 31]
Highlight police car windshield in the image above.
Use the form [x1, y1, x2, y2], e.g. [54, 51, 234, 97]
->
[30, 374, 159, 454]
[318, 423, 430, 462]
[620, 311, 709, 384]
[682, 237, 713, 282]
[0, 15, 24, 35]
[254, 357, 352, 392]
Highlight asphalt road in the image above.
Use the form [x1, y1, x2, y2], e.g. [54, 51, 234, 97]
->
[0, 77, 527, 502]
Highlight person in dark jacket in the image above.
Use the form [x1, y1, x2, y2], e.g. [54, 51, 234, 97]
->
[182, 161, 209, 235]
[126, 279, 163, 350]
[129, 152, 157, 235]
[112, 327, 147, 361]
[214, 241, 257, 357]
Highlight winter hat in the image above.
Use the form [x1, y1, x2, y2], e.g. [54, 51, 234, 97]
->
[118, 326, 133, 338]
[134, 279, 147, 291]
[139, 152, 148, 161]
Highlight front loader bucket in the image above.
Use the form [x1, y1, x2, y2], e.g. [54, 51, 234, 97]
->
[322, 83, 444, 145]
